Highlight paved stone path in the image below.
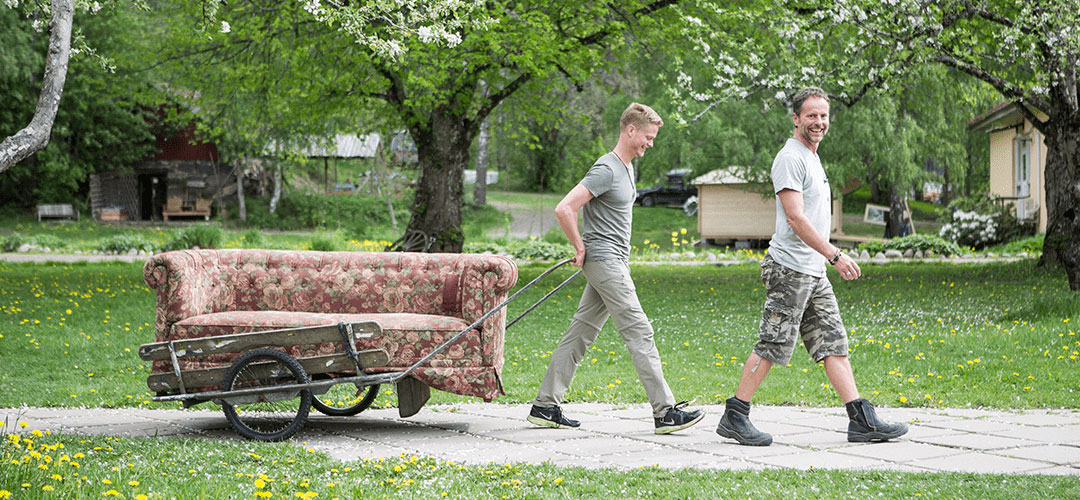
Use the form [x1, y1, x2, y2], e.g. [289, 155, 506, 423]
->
[4, 403, 1078, 475]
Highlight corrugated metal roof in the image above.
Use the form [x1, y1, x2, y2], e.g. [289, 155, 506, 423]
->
[303, 134, 381, 158]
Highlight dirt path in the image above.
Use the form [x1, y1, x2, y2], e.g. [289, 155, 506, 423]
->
[486, 202, 560, 239]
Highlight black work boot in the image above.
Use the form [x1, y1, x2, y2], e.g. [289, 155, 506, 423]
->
[845, 398, 908, 442]
[715, 397, 772, 446]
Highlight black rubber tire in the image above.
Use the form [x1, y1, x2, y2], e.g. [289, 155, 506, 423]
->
[220, 348, 312, 442]
[641, 195, 656, 207]
[312, 383, 380, 416]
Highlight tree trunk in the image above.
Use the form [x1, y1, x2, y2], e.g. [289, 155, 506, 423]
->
[405, 109, 475, 252]
[883, 190, 909, 238]
[1038, 121, 1080, 290]
[375, 144, 397, 232]
[474, 81, 490, 207]
[941, 159, 951, 207]
[0, 0, 73, 172]
[236, 162, 247, 223]
[474, 116, 489, 207]
[269, 163, 282, 214]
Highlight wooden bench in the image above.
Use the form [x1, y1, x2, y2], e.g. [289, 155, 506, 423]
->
[36, 204, 78, 222]
[163, 197, 211, 221]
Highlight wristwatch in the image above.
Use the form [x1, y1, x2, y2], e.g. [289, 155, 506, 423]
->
[828, 249, 842, 265]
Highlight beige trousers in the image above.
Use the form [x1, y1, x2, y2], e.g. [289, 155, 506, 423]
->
[533, 259, 675, 417]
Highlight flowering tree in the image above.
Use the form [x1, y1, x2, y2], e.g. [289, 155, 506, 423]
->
[160, 0, 680, 252]
[672, 0, 1080, 289]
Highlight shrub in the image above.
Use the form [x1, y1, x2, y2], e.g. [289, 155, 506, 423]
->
[0, 232, 28, 252]
[97, 234, 158, 254]
[464, 241, 509, 255]
[856, 240, 884, 256]
[307, 233, 342, 252]
[239, 192, 411, 231]
[938, 196, 1036, 249]
[510, 239, 573, 261]
[238, 228, 265, 248]
[463, 239, 572, 260]
[988, 234, 1044, 255]
[29, 234, 67, 250]
[163, 224, 224, 251]
[883, 234, 961, 256]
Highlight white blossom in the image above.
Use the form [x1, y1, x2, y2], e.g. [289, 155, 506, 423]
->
[219, 21, 230, 33]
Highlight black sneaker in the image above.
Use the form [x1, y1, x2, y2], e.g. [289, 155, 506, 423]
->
[527, 405, 580, 429]
[654, 401, 705, 434]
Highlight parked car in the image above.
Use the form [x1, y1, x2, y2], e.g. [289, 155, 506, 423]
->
[635, 168, 696, 208]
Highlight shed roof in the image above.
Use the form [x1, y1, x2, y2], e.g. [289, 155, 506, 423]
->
[693, 167, 763, 185]
[302, 134, 381, 158]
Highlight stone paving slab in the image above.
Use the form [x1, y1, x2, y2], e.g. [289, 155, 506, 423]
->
[4, 403, 1079, 475]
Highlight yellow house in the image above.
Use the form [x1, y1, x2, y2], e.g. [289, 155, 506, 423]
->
[968, 102, 1049, 233]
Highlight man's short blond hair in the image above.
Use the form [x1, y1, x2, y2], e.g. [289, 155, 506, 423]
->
[620, 102, 663, 131]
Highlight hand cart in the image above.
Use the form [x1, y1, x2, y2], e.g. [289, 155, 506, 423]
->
[138, 258, 582, 441]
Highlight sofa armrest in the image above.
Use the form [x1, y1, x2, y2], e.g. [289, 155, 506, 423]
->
[143, 250, 217, 342]
[458, 255, 518, 366]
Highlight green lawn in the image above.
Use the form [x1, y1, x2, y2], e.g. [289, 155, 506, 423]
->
[1, 260, 1076, 409]
[2, 260, 1077, 498]
[2, 430, 1073, 499]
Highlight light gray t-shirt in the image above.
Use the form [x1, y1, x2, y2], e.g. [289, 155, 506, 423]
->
[768, 138, 832, 277]
[579, 152, 635, 262]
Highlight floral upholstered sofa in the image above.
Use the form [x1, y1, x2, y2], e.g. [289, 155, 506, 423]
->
[143, 249, 518, 411]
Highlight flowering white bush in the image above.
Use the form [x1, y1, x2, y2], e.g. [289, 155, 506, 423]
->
[939, 210, 1000, 248]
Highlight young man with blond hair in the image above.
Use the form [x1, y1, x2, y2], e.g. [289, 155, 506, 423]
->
[715, 87, 908, 446]
[527, 102, 704, 434]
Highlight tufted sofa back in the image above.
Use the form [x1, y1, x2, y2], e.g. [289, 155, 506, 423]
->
[144, 249, 518, 343]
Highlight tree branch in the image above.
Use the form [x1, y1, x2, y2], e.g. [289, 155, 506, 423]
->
[0, 0, 73, 172]
[931, 50, 1051, 113]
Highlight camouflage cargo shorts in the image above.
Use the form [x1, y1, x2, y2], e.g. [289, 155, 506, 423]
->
[754, 255, 849, 365]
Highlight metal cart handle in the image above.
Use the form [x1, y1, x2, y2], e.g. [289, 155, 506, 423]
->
[397, 257, 581, 381]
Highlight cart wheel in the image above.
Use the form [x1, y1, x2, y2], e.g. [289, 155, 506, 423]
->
[312, 383, 380, 416]
[220, 348, 312, 442]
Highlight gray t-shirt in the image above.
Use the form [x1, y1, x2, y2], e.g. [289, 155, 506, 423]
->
[579, 152, 635, 261]
[768, 138, 832, 277]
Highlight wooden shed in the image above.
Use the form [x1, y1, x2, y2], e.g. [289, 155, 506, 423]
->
[693, 167, 843, 242]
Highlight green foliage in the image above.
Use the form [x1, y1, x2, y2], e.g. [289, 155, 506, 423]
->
[96, 234, 158, 254]
[463, 241, 507, 255]
[987, 234, 1044, 256]
[511, 239, 573, 261]
[238, 228, 266, 248]
[0, 233, 28, 252]
[464, 239, 572, 261]
[163, 224, 224, 251]
[29, 234, 68, 250]
[939, 196, 1036, 249]
[858, 235, 960, 257]
[856, 240, 884, 256]
[883, 234, 961, 257]
[242, 193, 409, 233]
[307, 233, 342, 252]
[0, 4, 163, 209]
[462, 204, 504, 241]
[543, 227, 568, 244]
